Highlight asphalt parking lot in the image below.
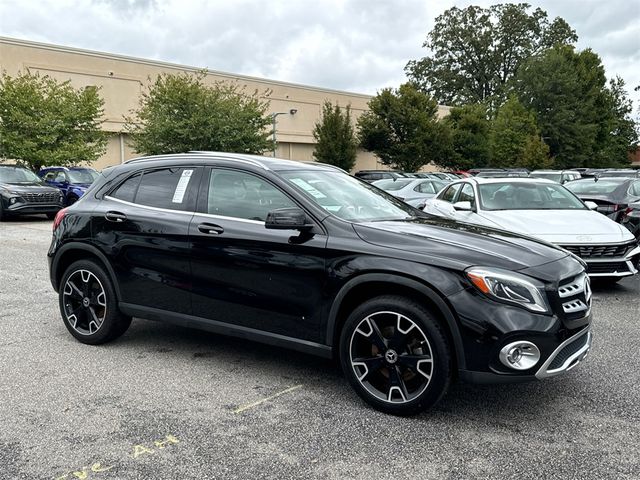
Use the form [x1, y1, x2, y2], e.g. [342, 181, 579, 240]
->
[1, 218, 639, 480]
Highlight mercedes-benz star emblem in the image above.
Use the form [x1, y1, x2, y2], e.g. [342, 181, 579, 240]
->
[385, 349, 398, 364]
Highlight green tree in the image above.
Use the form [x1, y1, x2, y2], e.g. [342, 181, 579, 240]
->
[441, 104, 491, 170]
[126, 71, 272, 155]
[513, 45, 635, 168]
[490, 96, 550, 169]
[405, 3, 577, 105]
[357, 83, 452, 172]
[596, 76, 638, 166]
[312, 101, 357, 171]
[0, 71, 106, 171]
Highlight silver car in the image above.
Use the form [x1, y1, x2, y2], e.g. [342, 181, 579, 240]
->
[372, 178, 448, 208]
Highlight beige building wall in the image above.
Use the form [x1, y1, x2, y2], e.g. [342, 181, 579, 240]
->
[0, 37, 449, 172]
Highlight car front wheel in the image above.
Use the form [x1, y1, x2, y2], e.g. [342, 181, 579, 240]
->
[59, 259, 131, 344]
[339, 295, 452, 415]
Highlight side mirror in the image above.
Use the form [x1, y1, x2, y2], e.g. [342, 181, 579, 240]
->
[584, 201, 598, 211]
[265, 207, 312, 230]
[453, 201, 474, 212]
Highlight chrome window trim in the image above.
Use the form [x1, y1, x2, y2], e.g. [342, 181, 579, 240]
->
[193, 212, 265, 226]
[104, 196, 267, 226]
[104, 196, 196, 216]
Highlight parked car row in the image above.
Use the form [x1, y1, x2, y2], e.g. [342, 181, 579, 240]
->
[0, 164, 98, 221]
[368, 167, 640, 241]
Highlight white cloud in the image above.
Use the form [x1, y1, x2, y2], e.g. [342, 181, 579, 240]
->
[1, 0, 638, 110]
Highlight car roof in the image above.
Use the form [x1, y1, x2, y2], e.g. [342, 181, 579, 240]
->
[123, 151, 340, 172]
[40, 166, 96, 171]
[463, 177, 558, 185]
[531, 170, 577, 173]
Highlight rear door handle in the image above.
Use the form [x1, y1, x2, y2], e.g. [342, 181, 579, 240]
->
[198, 223, 224, 235]
[105, 211, 127, 222]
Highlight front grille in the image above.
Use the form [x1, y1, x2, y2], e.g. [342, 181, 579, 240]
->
[548, 332, 590, 370]
[586, 262, 630, 274]
[556, 273, 591, 321]
[561, 243, 634, 258]
[22, 192, 59, 204]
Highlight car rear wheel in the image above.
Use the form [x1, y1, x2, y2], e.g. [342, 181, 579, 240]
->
[339, 295, 452, 415]
[59, 259, 131, 344]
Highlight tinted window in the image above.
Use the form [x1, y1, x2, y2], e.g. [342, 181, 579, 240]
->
[135, 168, 198, 211]
[440, 183, 462, 202]
[110, 173, 141, 203]
[208, 170, 295, 222]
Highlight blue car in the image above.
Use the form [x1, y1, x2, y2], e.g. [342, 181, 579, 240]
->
[38, 167, 99, 206]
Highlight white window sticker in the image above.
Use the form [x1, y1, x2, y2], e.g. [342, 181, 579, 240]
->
[172, 169, 193, 203]
[289, 178, 327, 199]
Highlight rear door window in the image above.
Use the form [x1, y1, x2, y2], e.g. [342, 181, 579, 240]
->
[109, 168, 200, 211]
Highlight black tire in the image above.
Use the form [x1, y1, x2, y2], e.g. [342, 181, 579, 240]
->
[339, 295, 452, 416]
[59, 259, 132, 344]
[46, 212, 57, 220]
[0, 201, 6, 221]
[66, 195, 78, 206]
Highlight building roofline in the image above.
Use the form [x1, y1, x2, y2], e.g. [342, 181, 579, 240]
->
[0, 36, 374, 99]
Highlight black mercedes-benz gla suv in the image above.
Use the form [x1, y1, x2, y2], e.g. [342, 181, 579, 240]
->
[48, 153, 593, 415]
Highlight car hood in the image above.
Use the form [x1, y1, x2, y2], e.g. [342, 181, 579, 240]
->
[70, 183, 92, 189]
[0, 182, 59, 193]
[353, 216, 569, 272]
[479, 209, 633, 243]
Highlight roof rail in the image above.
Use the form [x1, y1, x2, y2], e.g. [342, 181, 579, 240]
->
[124, 152, 269, 170]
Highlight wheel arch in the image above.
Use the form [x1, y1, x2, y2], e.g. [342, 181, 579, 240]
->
[52, 243, 121, 300]
[326, 273, 466, 370]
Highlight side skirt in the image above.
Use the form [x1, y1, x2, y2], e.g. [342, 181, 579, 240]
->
[119, 302, 333, 359]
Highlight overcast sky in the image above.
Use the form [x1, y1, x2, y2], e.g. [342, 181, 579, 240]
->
[1, 0, 639, 110]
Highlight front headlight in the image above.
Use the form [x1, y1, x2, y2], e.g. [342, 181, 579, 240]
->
[466, 267, 550, 313]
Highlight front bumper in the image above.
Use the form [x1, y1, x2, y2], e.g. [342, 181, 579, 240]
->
[535, 327, 592, 379]
[561, 244, 640, 278]
[449, 272, 592, 384]
[5, 202, 62, 215]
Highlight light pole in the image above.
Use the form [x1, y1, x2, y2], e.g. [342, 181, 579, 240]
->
[270, 108, 297, 157]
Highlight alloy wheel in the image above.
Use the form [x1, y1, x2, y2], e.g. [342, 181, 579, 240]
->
[62, 269, 107, 335]
[349, 311, 434, 404]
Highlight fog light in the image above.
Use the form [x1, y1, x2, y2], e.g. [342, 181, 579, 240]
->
[499, 341, 540, 370]
[9, 197, 18, 204]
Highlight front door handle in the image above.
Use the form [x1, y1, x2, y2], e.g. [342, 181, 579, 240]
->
[198, 223, 224, 235]
[105, 211, 127, 222]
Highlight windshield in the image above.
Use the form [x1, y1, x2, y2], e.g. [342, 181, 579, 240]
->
[479, 182, 585, 210]
[280, 170, 416, 221]
[67, 169, 99, 184]
[0, 167, 42, 183]
[565, 179, 625, 195]
[373, 179, 413, 191]
[531, 172, 562, 182]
